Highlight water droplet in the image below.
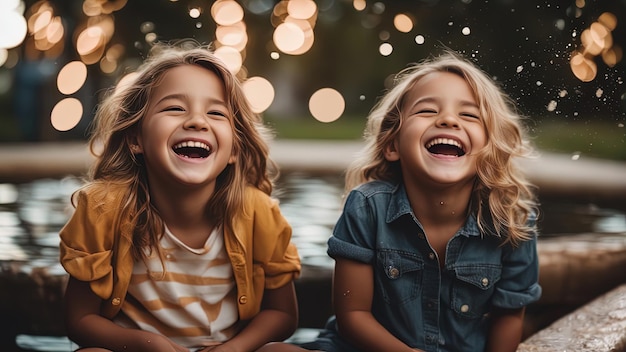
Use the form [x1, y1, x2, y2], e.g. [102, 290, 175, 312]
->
[596, 88, 604, 98]
[547, 100, 557, 111]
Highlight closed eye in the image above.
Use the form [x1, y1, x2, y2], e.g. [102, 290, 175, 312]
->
[414, 109, 437, 115]
[162, 106, 185, 112]
[461, 112, 480, 119]
[207, 110, 228, 118]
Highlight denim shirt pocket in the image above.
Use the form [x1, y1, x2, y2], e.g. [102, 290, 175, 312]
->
[451, 264, 501, 319]
[376, 250, 424, 304]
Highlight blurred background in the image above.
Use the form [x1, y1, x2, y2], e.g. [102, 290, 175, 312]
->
[0, 3, 625, 349]
[0, 0, 624, 160]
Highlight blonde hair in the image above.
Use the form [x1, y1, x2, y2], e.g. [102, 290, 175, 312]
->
[346, 51, 538, 246]
[76, 41, 277, 260]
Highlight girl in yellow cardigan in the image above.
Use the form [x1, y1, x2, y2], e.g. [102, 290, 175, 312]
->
[59, 42, 301, 352]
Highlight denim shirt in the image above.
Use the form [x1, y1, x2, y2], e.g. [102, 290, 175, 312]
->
[324, 180, 541, 352]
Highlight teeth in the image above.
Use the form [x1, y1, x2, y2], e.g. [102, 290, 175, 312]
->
[426, 138, 464, 152]
[172, 141, 210, 151]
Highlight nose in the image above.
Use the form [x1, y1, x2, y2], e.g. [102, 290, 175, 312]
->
[183, 111, 210, 131]
[435, 112, 460, 129]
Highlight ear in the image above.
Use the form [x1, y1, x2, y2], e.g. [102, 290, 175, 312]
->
[128, 135, 144, 154]
[384, 140, 400, 161]
[228, 148, 237, 164]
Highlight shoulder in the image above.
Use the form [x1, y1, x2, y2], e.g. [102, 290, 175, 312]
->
[352, 180, 397, 198]
[73, 182, 127, 213]
[241, 186, 277, 208]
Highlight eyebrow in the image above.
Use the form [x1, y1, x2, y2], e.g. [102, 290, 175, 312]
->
[153, 93, 227, 106]
[408, 96, 479, 110]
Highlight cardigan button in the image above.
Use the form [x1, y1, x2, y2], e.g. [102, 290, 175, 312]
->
[238, 295, 248, 304]
[112, 297, 121, 306]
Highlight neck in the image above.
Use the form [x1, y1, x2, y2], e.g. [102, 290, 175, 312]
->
[404, 180, 474, 228]
[150, 183, 216, 227]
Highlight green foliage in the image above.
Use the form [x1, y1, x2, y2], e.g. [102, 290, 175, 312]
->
[531, 119, 626, 161]
[265, 115, 626, 161]
[265, 116, 366, 140]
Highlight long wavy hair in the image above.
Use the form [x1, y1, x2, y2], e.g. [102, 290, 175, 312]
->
[75, 42, 277, 260]
[346, 51, 538, 246]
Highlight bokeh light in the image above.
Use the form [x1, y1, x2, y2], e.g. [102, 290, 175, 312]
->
[0, 0, 623, 138]
[353, 0, 366, 11]
[212, 0, 244, 26]
[570, 51, 597, 82]
[271, 0, 317, 56]
[570, 10, 620, 82]
[214, 45, 243, 73]
[309, 88, 345, 123]
[57, 61, 87, 95]
[379, 42, 393, 56]
[51, 98, 83, 132]
[0, 5, 27, 49]
[242, 76, 275, 113]
[274, 22, 306, 53]
[393, 13, 413, 33]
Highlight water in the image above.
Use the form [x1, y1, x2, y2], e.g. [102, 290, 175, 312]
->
[1, 173, 626, 266]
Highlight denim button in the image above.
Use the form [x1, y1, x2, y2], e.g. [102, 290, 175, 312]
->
[428, 252, 436, 260]
[481, 277, 489, 286]
[388, 267, 399, 278]
[460, 304, 470, 312]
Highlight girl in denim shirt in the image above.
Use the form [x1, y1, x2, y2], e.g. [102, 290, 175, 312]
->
[268, 51, 541, 352]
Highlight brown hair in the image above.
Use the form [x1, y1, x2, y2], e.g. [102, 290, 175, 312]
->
[76, 41, 277, 259]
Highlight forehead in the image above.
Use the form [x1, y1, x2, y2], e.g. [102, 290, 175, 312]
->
[400, 71, 478, 113]
[151, 64, 225, 96]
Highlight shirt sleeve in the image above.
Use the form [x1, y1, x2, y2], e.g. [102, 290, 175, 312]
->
[491, 218, 542, 309]
[327, 189, 377, 264]
[58, 189, 117, 300]
[254, 194, 301, 289]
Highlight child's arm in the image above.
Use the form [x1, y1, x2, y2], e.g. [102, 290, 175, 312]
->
[206, 281, 299, 352]
[333, 258, 424, 352]
[64, 276, 188, 352]
[485, 306, 525, 352]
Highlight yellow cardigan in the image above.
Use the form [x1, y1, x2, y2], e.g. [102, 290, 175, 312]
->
[60, 184, 301, 321]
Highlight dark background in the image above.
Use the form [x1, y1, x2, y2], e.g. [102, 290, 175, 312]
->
[1, 0, 625, 144]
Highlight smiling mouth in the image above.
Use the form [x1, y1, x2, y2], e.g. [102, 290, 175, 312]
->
[172, 141, 211, 158]
[425, 137, 466, 157]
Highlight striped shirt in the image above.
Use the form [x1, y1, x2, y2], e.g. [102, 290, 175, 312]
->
[115, 225, 241, 348]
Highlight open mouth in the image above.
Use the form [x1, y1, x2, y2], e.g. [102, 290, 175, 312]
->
[172, 141, 211, 158]
[425, 137, 466, 157]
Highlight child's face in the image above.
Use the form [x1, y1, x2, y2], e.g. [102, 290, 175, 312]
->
[385, 71, 487, 188]
[135, 64, 236, 188]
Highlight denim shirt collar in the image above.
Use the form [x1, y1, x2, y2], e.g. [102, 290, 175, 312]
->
[385, 182, 481, 238]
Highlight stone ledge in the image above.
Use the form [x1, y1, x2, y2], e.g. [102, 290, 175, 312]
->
[518, 283, 626, 352]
